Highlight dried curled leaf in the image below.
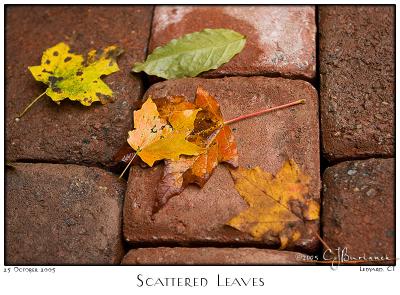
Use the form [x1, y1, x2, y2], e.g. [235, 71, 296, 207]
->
[227, 160, 320, 249]
[132, 28, 246, 79]
[127, 98, 203, 167]
[29, 42, 122, 106]
[155, 87, 238, 212]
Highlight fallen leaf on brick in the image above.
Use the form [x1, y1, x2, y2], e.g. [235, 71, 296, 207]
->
[127, 97, 203, 167]
[120, 87, 305, 212]
[132, 28, 246, 79]
[155, 87, 238, 212]
[227, 159, 320, 249]
[112, 95, 198, 172]
[19, 42, 122, 117]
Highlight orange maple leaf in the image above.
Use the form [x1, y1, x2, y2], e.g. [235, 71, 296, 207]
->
[154, 87, 238, 213]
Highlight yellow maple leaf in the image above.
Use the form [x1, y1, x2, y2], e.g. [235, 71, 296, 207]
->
[127, 98, 203, 167]
[227, 159, 320, 249]
[28, 42, 122, 106]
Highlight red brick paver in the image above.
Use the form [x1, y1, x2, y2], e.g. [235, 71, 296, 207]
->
[6, 6, 153, 166]
[121, 247, 309, 265]
[319, 6, 394, 161]
[150, 5, 316, 79]
[322, 158, 394, 263]
[6, 163, 126, 264]
[123, 76, 320, 252]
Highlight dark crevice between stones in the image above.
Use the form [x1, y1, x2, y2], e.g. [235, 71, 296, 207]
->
[109, 5, 155, 183]
[123, 240, 314, 255]
[209, 71, 316, 84]
[322, 153, 394, 166]
[147, 71, 315, 87]
[119, 5, 155, 182]
[144, 5, 155, 61]
[8, 158, 127, 180]
[131, 5, 156, 105]
[120, 6, 156, 256]
[315, 5, 327, 262]
[316, 4, 325, 174]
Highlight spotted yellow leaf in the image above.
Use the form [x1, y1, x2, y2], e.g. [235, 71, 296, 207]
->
[28, 42, 122, 106]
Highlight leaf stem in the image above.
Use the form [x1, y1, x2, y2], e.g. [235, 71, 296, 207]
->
[224, 99, 305, 125]
[118, 149, 139, 179]
[17, 91, 47, 118]
[315, 231, 332, 251]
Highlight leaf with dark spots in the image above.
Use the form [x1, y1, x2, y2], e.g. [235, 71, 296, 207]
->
[48, 76, 63, 85]
[28, 42, 122, 107]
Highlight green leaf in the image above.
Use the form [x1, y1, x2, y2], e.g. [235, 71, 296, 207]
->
[132, 28, 246, 79]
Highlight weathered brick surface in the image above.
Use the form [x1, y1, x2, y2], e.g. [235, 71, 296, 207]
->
[149, 6, 316, 79]
[123, 77, 320, 252]
[121, 247, 309, 265]
[322, 158, 394, 263]
[6, 5, 153, 166]
[5, 163, 126, 265]
[319, 6, 394, 161]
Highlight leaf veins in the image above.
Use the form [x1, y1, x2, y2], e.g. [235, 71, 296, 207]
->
[226, 159, 320, 249]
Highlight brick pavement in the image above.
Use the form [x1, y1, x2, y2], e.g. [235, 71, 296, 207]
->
[5, 5, 394, 265]
[123, 77, 320, 253]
